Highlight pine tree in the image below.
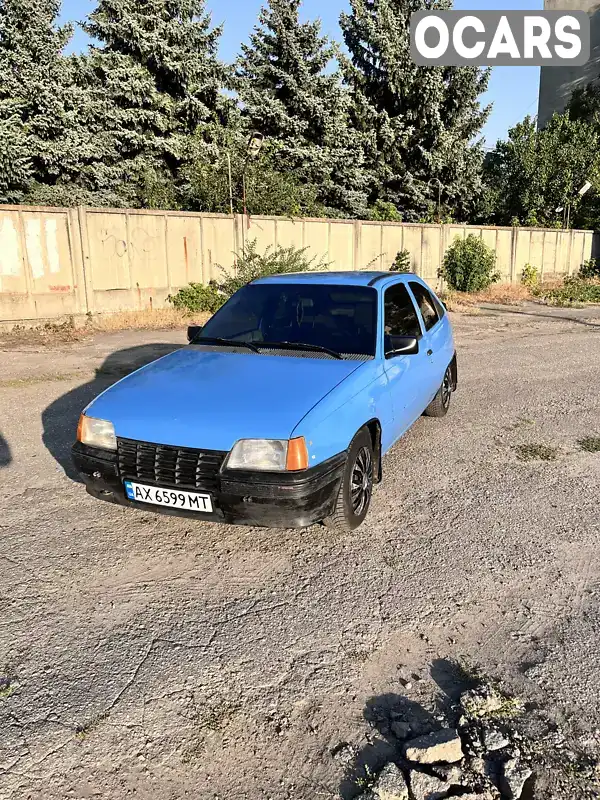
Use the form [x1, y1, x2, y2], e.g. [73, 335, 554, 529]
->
[84, 0, 230, 178]
[0, 102, 31, 203]
[236, 0, 370, 218]
[340, 0, 490, 221]
[29, 51, 178, 208]
[0, 0, 73, 201]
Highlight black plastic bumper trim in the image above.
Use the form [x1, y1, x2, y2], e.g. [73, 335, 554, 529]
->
[71, 443, 346, 529]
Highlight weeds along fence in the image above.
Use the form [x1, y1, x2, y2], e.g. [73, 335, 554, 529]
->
[0, 204, 597, 322]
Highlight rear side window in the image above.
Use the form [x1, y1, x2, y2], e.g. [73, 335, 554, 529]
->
[384, 283, 422, 338]
[409, 282, 440, 331]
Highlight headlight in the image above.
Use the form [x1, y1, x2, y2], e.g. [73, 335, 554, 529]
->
[77, 415, 117, 451]
[226, 438, 308, 472]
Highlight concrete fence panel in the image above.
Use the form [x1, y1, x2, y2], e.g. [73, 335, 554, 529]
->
[495, 230, 513, 283]
[0, 204, 597, 323]
[166, 215, 203, 288]
[421, 226, 442, 284]
[85, 211, 130, 293]
[200, 214, 237, 282]
[328, 221, 354, 272]
[402, 226, 424, 276]
[273, 218, 303, 253]
[358, 222, 382, 271]
[244, 216, 277, 263]
[0, 207, 85, 321]
[380, 223, 405, 271]
[303, 220, 331, 268]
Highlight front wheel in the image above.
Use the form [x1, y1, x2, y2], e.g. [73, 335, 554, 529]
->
[423, 366, 453, 418]
[323, 429, 374, 533]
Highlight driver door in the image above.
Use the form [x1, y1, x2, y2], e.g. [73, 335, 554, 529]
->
[382, 282, 433, 447]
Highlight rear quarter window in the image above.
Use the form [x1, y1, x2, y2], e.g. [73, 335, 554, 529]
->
[409, 282, 441, 332]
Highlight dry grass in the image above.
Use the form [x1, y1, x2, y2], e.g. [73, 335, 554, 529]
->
[444, 283, 533, 310]
[0, 308, 212, 348]
[443, 279, 573, 314]
[579, 437, 600, 454]
[0, 373, 80, 389]
[90, 308, 211, 332]
[0, 319, 89, 348]
[442, 296, 482, 315]
[514, 443, 560, 462]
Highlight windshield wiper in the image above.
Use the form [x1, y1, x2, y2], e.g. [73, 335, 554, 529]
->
[193, 337, 260, 354]
[261, 341, 343, 360]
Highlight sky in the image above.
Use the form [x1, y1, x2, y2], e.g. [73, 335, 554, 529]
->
[59, 0, 544, 147]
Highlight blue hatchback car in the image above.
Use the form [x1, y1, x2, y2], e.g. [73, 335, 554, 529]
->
[73, 271, 456, 531]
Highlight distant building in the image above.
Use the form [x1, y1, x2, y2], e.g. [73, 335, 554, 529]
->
[537, 0, 600, 126]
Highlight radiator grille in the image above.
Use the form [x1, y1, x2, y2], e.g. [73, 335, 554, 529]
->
[117, 438, 226, 492]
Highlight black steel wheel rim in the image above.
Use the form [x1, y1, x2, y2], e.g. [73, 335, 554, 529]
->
[350, 446, 373, 516]
[441, 369, 452, 408]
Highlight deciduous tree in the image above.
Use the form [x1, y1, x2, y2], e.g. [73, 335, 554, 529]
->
[484, 113, 600, 229]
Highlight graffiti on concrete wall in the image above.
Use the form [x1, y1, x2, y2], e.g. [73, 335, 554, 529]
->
[0, 206, 597, 321]
[99, 226, 157, 262]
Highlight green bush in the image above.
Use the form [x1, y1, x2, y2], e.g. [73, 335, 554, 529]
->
[168, 240, 330, 313]
[538, 276, 600, 306]
[390, 249, 411, 273]
[439, 234, 500, 292]
[579, 258, 600, 279]
[167, 281, 225, 313]
[521, 263, 539, 288]
[217, 239, 329, 299]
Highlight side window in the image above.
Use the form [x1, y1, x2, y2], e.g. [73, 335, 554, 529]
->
[384, 284, 422, 338]
[431, 294, 446, 320]
[409, 282, 440, 332]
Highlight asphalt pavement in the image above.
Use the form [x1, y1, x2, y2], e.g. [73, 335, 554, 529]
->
[0, 306, 599, 799]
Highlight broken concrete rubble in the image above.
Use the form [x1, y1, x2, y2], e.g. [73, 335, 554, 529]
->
[409, 770, 450, 800]
[501, 756, 533, 799]
[404, 728, 464, 764]
[483, 727, 510, 752]
[372, 762, 409, 800]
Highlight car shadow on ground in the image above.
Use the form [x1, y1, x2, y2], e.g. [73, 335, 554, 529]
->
[41, 343, 183, 482]
[0, 432, 11, 468]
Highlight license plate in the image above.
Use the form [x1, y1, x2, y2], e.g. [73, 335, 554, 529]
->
[124, 481, 213, 513]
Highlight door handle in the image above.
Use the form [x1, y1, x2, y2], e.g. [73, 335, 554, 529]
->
[427, 349, 433, 356]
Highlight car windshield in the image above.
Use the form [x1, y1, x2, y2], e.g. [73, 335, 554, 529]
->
[198, 282, 378, 358]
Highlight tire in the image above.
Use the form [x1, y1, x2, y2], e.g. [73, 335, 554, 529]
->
[324, 429, 374, 533]
[424, 366, 453, 418]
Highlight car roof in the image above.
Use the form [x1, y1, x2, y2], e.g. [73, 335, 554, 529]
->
[254, 271, 419, 288]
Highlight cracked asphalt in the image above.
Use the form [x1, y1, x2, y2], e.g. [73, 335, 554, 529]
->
[0, 304, 599, 799]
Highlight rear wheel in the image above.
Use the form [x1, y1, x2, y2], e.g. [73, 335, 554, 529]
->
[324, 429, 374, 533]
[424, 366, 453, 418]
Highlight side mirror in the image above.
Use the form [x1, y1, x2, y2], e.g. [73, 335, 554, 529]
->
[187, 325, 203, 343]
[385, 335, 419, 358]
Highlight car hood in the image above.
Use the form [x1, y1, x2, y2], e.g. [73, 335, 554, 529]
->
[87, 347, 365, 451]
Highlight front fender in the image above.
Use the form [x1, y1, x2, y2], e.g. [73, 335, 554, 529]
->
[291, 361, 391, 467]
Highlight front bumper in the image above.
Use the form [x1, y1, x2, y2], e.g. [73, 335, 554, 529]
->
[71, 442, 346, 529]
